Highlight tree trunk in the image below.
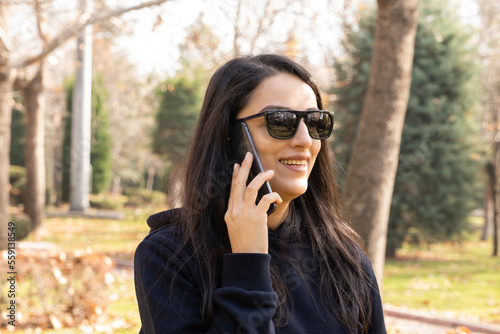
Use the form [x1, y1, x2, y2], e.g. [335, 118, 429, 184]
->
[17, 65, 46, 229]
[482, 161, 495, 241]
[0, 71, 13, 250]
[482, 178, 493, 241]
[341, 0, 419, 284]
[494, 198, 499, 257]
[110, 175, 121, 195]
[146, 167, 155, 191]
[485, 162, 498, 256]
[0, 3, 14, 250]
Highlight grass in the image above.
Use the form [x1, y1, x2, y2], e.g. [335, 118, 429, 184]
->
[383, 222, 500, 325]
[10, 207, 500, 332]
[27, 208, 153, 260]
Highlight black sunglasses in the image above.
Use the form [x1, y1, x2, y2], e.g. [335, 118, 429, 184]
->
[233, 109, 335, 139]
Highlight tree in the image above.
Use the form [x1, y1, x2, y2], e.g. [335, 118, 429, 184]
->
[10, 103, 25, 167]
[333, 0, 484, 259]
[61, 78, 73, 202]
[152, 74, 203, 180]
[89, 74, 112, 194]
[0, 2, 15, 250]
[90, 5, 157, 195]
[231, 0, 296, 56]
[14, 64, 46, 229]
[150, 19, 219, 197]
[339, 0, 419, 283]
[386, 1, 483, 255]
[0, 0, 171, 249]
[475, 0, 500, 256]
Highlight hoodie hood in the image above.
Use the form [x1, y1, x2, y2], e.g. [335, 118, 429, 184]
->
[146, 208, 185, 232]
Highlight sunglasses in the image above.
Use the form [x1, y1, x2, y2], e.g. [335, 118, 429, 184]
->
[233, 109, 335, 139]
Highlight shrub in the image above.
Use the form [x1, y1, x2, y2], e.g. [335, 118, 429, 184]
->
[89, 193, 126, 210]
[9, 165, 26, 205]
[123, 187, 166, 208]
[9, 212, 32, 241]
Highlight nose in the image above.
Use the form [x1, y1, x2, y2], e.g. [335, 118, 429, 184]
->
[290, 119, 313, 147]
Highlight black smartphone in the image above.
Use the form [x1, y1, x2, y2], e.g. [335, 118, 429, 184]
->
[229, 122, 277, 216]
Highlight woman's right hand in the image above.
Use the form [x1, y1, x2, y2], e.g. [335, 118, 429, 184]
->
[224, 152, 283, 253]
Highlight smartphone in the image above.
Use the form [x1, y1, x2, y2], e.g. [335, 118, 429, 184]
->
[229, 122, 277, 216]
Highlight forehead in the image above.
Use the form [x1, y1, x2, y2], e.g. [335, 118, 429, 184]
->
[237, 73, 318, 119]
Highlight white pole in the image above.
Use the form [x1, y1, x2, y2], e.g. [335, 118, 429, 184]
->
[70, 0, 93, 211]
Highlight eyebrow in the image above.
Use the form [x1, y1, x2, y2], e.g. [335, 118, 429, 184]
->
[259, 105, 320, 112]
[260, 105, 289, 112]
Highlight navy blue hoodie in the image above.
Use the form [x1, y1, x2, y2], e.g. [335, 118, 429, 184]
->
[134, 208, 387, 333]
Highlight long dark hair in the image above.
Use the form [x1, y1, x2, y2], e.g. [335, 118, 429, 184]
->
[176, 54, 374, 333]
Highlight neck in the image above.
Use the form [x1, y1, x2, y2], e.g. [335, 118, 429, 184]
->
[267, 200, 291, 231]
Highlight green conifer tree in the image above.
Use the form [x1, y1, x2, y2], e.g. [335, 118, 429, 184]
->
[90, 75, 112, 194]
[152, 75, 203, 173]
[332, 0, 484, 255]
[150, 18, 217, 193]
[10, 104, 25, 167]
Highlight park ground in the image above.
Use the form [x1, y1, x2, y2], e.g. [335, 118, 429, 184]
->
[2, 204, 500, 334]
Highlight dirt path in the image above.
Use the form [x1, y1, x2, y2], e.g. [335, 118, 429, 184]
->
[384, 306, 500, 334]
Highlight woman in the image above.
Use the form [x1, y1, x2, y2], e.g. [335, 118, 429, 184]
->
[134, 54, 387, 333]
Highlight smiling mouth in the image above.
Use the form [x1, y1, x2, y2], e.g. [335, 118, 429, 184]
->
[279, 159, 307, 167]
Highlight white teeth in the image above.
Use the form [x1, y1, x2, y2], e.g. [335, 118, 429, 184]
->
[280, 159, 307, 166]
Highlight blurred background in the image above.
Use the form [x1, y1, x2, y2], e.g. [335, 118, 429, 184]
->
[1, 0, 499, 333]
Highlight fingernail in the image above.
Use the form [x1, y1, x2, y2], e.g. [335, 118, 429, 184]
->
[245, 152, 252, 159]
[234, 163, 238, 171]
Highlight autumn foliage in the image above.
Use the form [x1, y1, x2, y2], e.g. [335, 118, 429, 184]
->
[1, 247, 115, 330]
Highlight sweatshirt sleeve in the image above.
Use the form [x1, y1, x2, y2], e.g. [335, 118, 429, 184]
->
[134, 233, 278, 334]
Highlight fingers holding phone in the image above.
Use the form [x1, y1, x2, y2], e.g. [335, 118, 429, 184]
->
[225, 152, 282, 253]
[229, 122, 277, 215]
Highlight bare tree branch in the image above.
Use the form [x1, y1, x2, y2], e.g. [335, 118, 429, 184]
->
[249, 0, 272, 52]
[233, 0, 242, 56]
[34, 0, 50, 45]
[13, 0, 171, 69]
[0, 25, 12, 55]
[247, 0, 298, 54]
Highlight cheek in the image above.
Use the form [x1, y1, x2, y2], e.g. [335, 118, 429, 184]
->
[261, 145, 281, 168]
[254, 137, 279, 169]
[308, 142, 321, 172]
[312, 141, 321, 161]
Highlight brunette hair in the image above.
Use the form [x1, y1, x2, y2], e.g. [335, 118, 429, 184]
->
[176, 54, 374, 333]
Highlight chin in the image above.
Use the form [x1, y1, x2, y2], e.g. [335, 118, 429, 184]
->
[277, 183, 309, 201]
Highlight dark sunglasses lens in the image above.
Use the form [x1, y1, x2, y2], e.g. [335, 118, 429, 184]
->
[266, 111, 298, 138]
[306, 112, 333, 139]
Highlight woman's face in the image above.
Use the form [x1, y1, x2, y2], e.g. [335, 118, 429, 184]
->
[236, 73, 321, 202]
